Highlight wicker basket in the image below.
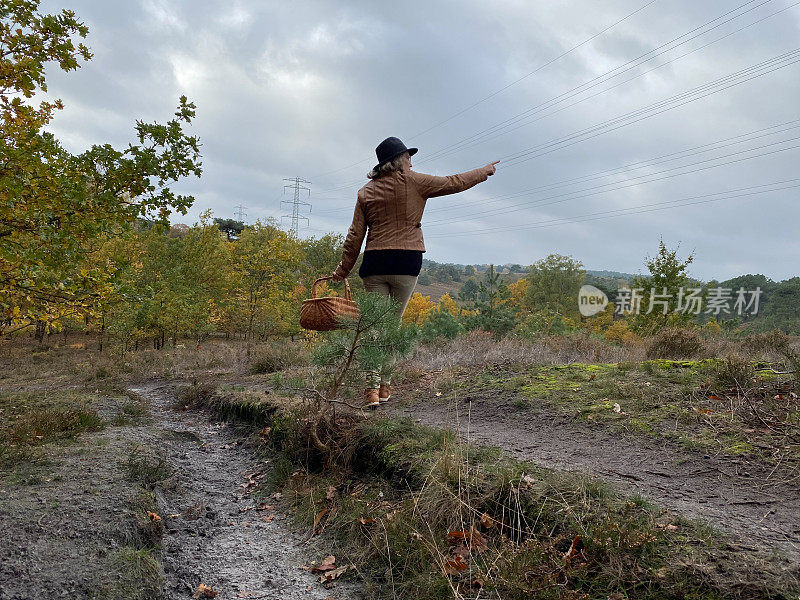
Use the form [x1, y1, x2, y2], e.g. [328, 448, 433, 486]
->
[300, 277, 360, 331]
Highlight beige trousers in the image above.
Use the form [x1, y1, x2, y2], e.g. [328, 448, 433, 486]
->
[361, 274, 418, 388]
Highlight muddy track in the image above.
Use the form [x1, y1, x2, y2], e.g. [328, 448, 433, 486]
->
[397, 392, 800, 562]
[130, 382, 356, 600]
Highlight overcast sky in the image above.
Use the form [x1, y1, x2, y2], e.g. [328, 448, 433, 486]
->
[40, 0, 800, 281]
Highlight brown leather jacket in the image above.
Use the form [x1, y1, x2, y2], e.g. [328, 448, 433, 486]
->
[333, 167, 488, 278]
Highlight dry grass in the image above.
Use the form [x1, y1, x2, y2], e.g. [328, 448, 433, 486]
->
[405, 330, 644, 373]
[645, 327, 705, 359]
[0, 335, 308, 386]
[0, 390, 105, 468]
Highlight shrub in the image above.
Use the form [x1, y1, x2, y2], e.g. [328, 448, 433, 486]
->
[603, 320, 641, 346]
[418, 309, 461, 342]
[513, 312, 578, 339]
[645, 327, 704, 359]
[711, 353, 755, 389]
[741, 329, 792, 355]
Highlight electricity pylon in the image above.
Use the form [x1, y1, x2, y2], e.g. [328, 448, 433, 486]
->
[281, 177, 311, 233]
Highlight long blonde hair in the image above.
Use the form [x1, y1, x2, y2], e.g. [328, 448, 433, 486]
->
[367, 152, 408, 180]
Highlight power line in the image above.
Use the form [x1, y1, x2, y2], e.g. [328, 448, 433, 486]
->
[314, 118, 800, 217]
[425, 179, 800, 238]
[425, 119, 800, 215]
[418, 0, 783, 165]
[281, 177, 312, 233]
[308, 0, 659, 181]
[496, 47, 800, 168]
[408, 0, 660, 141]
[423, 137, 800, 226]
[316, 0, 781, 193]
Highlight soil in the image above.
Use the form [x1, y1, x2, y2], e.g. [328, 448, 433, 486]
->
[130, 381, 358, 600]
[0, 381, 358, 600]
[395, 389, 800, 563]
[0, 397, 145, 600]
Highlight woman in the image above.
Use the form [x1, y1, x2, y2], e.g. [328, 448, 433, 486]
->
[332, 136, 498, 408]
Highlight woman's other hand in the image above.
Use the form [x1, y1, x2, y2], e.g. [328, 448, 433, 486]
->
[484, 161, 500, 176]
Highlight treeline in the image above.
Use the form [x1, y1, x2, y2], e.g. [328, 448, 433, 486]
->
[406, 244, 800, 344]
[10, 217, 344, 348]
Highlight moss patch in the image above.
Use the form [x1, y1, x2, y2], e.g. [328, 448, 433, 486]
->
[457, 359, 798, 461]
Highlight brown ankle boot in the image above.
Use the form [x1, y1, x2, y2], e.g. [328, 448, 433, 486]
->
[378, 384, 391, 403]
[363, 388, 380, 409]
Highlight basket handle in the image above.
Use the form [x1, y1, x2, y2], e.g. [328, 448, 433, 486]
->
[311, 277, 352, 301]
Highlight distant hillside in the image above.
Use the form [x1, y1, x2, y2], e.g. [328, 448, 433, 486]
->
[413, 280, 462, 302]
[585, 269, 637, 281]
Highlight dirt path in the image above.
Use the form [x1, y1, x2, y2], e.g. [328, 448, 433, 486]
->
[397, 393, 800, 562]
[129, 382, 355, 600]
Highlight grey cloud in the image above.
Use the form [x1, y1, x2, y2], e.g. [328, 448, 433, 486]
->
[37, 0, 800, 280]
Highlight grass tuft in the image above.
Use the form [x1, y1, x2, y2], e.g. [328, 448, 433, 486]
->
[124, 444, 171, 489]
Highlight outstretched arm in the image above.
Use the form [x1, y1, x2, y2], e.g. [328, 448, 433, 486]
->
[332, 199, 367, 280]
[410, 161, 499, 198]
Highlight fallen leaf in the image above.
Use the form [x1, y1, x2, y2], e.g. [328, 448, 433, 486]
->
[326, 485, 338, 501]
[480, 512, 495, 529]
[318, 565, 348, 584]
[447, 531, 469, 542]
[147, 511, 161, 522]
[447, 527, 487, 552]
[314, 508, 329, 532]
[435, 392, 442, 397]
[358, 517, 375, 525]
[588, 374, 596, 381]
[563, 535, 587, 562]
[707, 394, 722, 400]
[692, 407, 714, 414]
[442, 555, 468, 576]
[256, 503, 274, 511]
[471, 577, 484, 589]
[311, 555, 336, 573]
[469, 526, 488, 553]
[612, 403, 622, 413]
[192, 583, 218, 598]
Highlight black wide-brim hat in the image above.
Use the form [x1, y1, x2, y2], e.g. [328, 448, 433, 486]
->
[373, 136, 417, 171]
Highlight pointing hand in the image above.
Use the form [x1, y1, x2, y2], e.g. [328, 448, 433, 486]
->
[484, 161, 500, 176]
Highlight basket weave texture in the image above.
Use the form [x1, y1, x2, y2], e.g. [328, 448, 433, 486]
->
[300, 277, 360, 331]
